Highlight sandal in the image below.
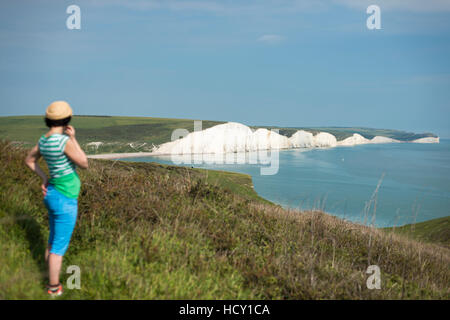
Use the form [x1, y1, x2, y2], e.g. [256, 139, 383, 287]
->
[46, 283, 63, 297]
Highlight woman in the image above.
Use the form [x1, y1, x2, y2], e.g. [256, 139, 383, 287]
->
[25, 101, 88, 297]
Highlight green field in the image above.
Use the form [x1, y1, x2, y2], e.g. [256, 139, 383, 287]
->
[1, 140, 449, 299]
[0, 115, 223, 154]
[384, 216, 450, 248]
[0, 115, 438, 155]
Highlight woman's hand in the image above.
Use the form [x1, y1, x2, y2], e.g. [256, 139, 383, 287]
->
[25, 145, 50, 195]
[64, 131, 89, 169]
[64, 125, 76, 139]
[41, 180, 49, 197]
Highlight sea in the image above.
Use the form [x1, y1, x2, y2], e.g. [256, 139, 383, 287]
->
[117, 140, 450, 227]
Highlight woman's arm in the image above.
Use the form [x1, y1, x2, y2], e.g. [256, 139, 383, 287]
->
[64, 125, 89, 169]
[25, 145, 49, 196]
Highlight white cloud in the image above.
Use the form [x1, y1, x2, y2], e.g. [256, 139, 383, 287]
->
[257, 34, 285, 45]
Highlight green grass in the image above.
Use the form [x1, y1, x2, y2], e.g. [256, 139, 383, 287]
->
[384, 216, 450, 248]
[1, 140, 449, 299]
[0, 115, 438, 155]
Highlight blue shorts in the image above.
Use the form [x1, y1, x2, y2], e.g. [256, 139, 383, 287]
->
[44, 184, 78, 256]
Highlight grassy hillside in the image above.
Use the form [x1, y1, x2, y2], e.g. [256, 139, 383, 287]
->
[384, 216, 450, 248]
[1, 140, 449, 299]
[0, 116, 438, 155]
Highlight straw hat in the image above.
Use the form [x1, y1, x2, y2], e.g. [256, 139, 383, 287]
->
[45, 101, 73, 120]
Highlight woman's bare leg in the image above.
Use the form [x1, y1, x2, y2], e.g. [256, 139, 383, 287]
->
[45, 245, 51, 263]
[48, 253, 63, 286]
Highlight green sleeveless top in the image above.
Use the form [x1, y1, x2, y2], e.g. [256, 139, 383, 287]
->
[38, 133, 81, 199]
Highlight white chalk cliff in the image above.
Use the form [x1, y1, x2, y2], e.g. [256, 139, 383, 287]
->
[337, 133, 369, 146]
[288, 130, 338, 148]
[412, 137, 440, 144]
[336, 134, 400, 146]
[369, 136, 399, 144]
[151, 122, 439, 155]
[153, 122, 290, 155]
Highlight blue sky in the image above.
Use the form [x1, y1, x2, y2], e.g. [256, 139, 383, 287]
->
[1, 0, 450, 137]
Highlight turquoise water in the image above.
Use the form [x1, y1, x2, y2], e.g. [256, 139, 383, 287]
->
[117, 140, 450, 227]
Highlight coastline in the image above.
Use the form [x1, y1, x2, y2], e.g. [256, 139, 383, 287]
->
[86, 138, 448, 229]
[87, 152, 156, 160]
[87, 122, 439, 159]
[87, 137, 440, 160]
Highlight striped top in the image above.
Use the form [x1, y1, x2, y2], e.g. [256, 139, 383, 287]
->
[39, 134, 76, 179]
